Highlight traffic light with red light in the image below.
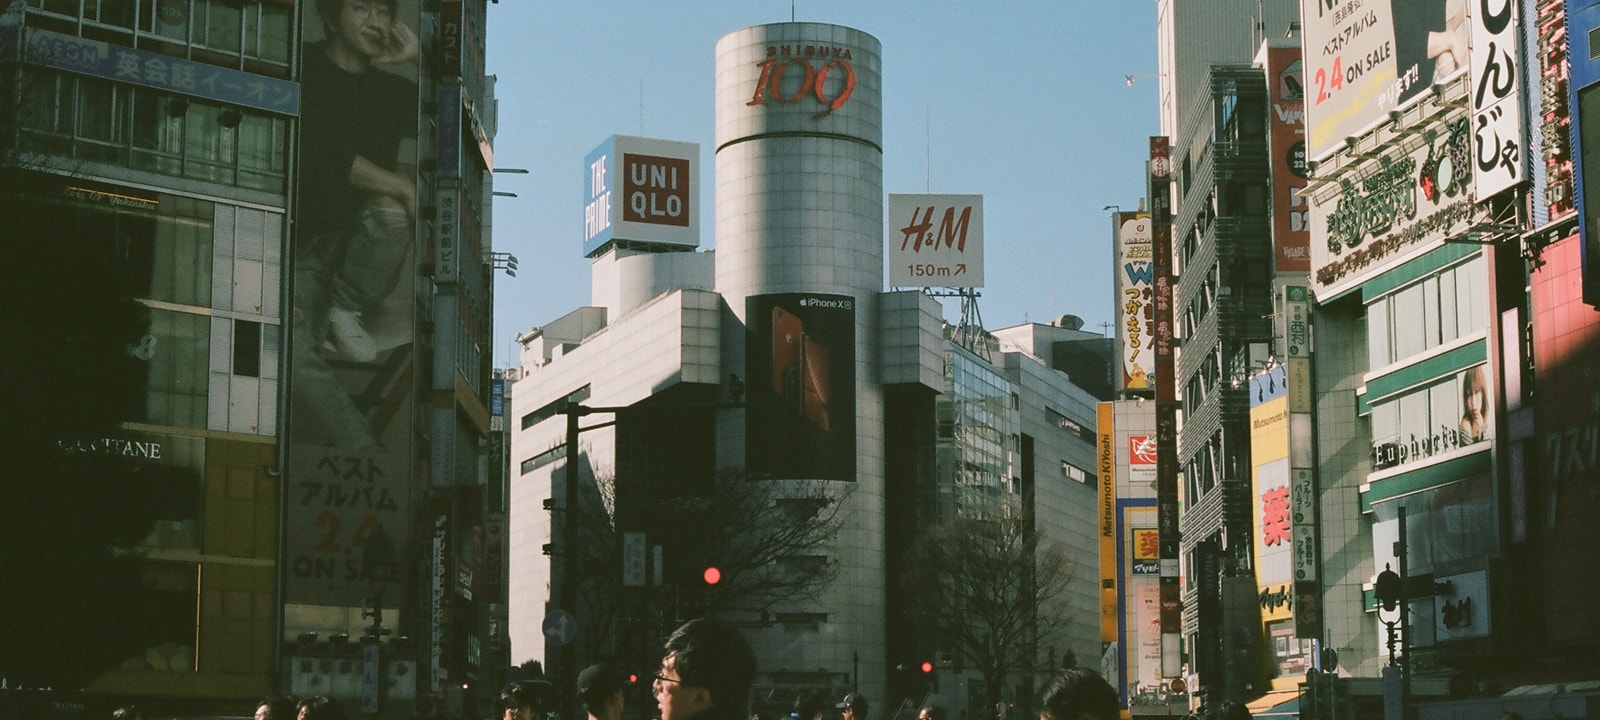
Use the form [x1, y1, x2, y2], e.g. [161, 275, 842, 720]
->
[920, 660, 934, 674]
[703, 566, 722, 585]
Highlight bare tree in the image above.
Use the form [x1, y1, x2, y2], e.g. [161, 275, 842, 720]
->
[899, 501, 1077, 720]
[573, 469, 849, 662]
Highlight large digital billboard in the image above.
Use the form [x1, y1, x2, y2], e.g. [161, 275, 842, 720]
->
[745, 294, 856, 481]
[1300, 0, 1471, 160]
[286, 0, 420, 606]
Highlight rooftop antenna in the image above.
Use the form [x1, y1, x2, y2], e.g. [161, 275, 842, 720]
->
[791, 0, 795, 21]
[639, 80, 644, 134]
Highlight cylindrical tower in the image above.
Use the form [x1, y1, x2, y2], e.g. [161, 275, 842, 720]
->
[713, 21, 886, 707]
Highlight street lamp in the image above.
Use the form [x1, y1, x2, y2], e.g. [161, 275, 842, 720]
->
[361, 525, 396, 718]
[1373, 506, 1410, 720]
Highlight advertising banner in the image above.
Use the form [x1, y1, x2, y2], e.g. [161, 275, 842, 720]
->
[1131, 528, 1159, 576]
[887, 194, 984, 288]
[1308, 116, 1475, 299]
[1097, 403, 1118, 647]
[286, 0, 421, 606]
[1150, 136, 1180, 676]
[1115, 213, 1155, 391]
[1299, 0, 1470, 160]
[1469, 0, 1524, 200]
[1249, 365, 1292, 593]
[1266, 46, 1310, 272]
[745, 293, 856, 481]
[1133, 581, 1162, 690]
[583, 135, 701, 256]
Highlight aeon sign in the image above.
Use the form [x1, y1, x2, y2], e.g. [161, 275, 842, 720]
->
[747, 45, 856, 119]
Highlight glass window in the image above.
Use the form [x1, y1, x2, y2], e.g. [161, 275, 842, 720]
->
[1368, 296, 1392, 368]
[1393, 283, 1426, 360]
[1421, 276, 1441, 350]
[1460, 256, 1489, 334]
[1438, 269, 1458, 343]
[198, 0, 243, 54]
[233, 319, 261, 377]
[141, 308, 210, 428]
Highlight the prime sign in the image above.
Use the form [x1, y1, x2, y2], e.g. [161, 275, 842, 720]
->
[583, 135, 701, 257]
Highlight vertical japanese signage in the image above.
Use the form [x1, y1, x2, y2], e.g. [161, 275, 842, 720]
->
[1249, 365, 1292, 614]
[1097, 403, 1118, 649]
[1299, 0, 1470, 160]
[1284, 285, 1322, 638]
[887, 194, 985, 288]
[1470, 0, 1525, 199]
[287, 0, 421, 607]
[1150, 136, 1181, 677]
[1536, 0, 1573, 218]
[1267, 46, 1311, 272]
[1115, 213, 1155, 392]
[583, 135, 701, 257]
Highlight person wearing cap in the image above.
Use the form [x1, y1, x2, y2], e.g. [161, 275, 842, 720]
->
[837, 693, 869, 720]
[501, 678, 558, 720]
[653, 617, 757, 720]
[578, 662, 626, 720]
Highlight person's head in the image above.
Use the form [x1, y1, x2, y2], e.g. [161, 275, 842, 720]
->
[579, 663, 626, 720]
[917, 704, 946, 720]
[316, 0, 400, 56]
[1214, 700, 1251, 720]
[655, 617, 756, 720]
[793, 691, 828, 720]
[1462, 366, 1487, 417]
[255, 696, 296, 720]
[502, 679, 558, 720]
[1038, 667, 1119, 720]
[836, 693, 869, 720]
[295, 696, 347, 720]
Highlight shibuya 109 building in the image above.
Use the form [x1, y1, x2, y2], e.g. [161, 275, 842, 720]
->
[508, 21, 1106, 720]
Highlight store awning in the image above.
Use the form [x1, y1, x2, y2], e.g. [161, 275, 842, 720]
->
[1246, 690, 1301, 718]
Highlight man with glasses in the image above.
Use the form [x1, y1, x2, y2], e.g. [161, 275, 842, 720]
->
[653, 618, 756, 720]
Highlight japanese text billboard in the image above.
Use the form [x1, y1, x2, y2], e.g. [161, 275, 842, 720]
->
[286, 0, 422, 605]
[745, 293, 857, 481]
[1308, 116, 1475, 298]
[887, 194, 984, 288]
[1115, 213, 1154, 391]
[1250, 365, 1292, 595]
[1469, 0, 1524, 199]
[1266, 45, 1311, 272]
[1299, 0, 1471, 160]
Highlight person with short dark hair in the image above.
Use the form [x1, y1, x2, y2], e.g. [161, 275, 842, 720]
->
[836, 692, 869, 720]
[1038, 667, 1119, 720]
[653, 617, 757, 720]
[1214, 700, 1251, 720]
[295, 695, 348, 720]
[501, 679, 558, 720]
[254, 695, 296, 720]
[578, 662, 626, 720]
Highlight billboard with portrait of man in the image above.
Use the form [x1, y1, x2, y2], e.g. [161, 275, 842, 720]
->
[285, 0, 422, 606]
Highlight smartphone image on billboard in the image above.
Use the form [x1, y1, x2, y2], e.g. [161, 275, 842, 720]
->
[801, 333, 830, 431]
[772, 306, 803, 421]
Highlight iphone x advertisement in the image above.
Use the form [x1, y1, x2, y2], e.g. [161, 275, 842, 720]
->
[746, 294, 856, 480]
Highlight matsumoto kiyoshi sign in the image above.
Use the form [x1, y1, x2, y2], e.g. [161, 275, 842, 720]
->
[1308, 116, 1476, 298]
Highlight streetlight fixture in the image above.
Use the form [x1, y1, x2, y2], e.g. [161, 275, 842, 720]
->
[1373, 506, 1410, 720]
[360, 525, 396, 718]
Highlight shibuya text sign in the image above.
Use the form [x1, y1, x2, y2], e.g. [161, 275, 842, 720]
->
[748, 44, 856, 119]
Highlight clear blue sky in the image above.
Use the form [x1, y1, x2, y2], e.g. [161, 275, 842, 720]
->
[485, 2, 1158, 366]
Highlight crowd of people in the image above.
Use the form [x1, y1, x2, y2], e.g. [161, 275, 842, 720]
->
[111, 617, 1240, 720]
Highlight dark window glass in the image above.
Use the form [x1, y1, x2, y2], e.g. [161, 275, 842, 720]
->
[233, 319, 261, 377]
